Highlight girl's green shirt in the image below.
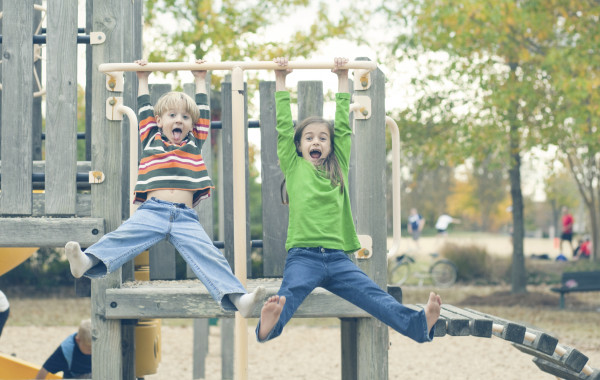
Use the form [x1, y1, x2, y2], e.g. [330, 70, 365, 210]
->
[276, 91, 361, 253]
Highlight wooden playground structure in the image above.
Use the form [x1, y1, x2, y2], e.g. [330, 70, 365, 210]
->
[1, 1, 599, 379]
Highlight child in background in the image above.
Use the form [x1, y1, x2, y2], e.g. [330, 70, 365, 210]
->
[0, 289, 9, 338]
[256, 57, 441, 343]
[36, 319, 92, 379]
[65, 59, 264, 317]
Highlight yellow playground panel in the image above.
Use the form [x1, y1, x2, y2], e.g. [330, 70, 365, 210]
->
[0, 247, 38, 277]
[0, 353, 62, 379]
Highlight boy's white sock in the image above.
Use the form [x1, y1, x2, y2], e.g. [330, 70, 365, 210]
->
[229, 286, 266, 318]
[65, 241, 97, 278]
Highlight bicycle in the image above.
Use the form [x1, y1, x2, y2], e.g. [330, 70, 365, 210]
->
[388, 253, 457, 288]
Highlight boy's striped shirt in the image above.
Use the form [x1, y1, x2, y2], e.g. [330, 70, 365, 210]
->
[133, 93, 214, 207]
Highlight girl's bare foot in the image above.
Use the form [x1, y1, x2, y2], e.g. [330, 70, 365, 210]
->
[258, 295, 286, 341]
[424, 292, 442, 334]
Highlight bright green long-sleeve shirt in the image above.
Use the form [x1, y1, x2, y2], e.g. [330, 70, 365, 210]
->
[276, 91, 361, 253]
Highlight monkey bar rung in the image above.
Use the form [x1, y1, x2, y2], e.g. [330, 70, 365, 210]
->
[98, 60, 378, 75]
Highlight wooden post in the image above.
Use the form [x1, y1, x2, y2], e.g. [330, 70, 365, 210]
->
[297, 81, 323, 122]
[1, 0, 34, 215]
[90, 1, 125, 378]
[346, 58, 389, 379]
[32, 0, 42, 161]
[45, 0, 78, 216]
[259, 80, 288, 276]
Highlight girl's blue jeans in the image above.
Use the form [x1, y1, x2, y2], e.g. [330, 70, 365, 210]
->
[83, 197, 246, 311]
[256, 247, 433, 343]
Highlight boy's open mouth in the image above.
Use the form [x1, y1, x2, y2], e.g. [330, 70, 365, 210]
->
[172, 128, 183, 140]
[310, 149, 321, 159]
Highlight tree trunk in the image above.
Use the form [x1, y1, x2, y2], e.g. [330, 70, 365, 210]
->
[509, 126, 527, 294]
[507, 63, 527, 294]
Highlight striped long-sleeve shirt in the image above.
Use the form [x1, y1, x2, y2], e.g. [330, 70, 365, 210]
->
[133, 93, 214, 207]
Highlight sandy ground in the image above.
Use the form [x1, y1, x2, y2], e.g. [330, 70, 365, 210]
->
[3, 322, 599, 380]
[1, 236, 596, 379]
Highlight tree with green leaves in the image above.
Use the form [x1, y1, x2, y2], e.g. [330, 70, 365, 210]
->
[381, 0, 583, 293]
[143, 0, 362, 83]
[537, 2, 600, 261]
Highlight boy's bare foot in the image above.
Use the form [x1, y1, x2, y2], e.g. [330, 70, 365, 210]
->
[424, 291, 442, 334]
[258, 295, 286, 341]
[65, 241, 92, 278]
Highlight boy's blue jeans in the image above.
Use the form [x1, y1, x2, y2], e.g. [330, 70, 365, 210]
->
[83, 198, 246, 311]
[256, 247, 434, 343]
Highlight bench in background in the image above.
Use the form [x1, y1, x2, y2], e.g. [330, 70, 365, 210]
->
[551, 271, 600, 309]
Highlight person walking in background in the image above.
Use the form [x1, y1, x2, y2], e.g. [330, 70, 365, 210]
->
[434, 213, 460, 248]
[435, 214, 460, 236]
[407, 208, 425, 251]
[0, 290, 9, 339]
[560, 206, 574, 256]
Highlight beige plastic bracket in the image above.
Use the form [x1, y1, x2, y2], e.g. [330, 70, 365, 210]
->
[106, 97, 124, 120]
[353, 69, 371, 91]
[89, 32, 106, 45]
[89, 171, 105, 184]
[351, 95, 371, 120]
[356, 234, 373, 260]
[105, 72, 124, 92]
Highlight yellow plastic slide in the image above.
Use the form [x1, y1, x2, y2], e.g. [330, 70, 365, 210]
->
[0, 247, 38, 277]
[0, 353, 62, 379]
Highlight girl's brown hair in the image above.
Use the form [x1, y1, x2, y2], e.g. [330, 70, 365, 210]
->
[281, 116, 345, 204]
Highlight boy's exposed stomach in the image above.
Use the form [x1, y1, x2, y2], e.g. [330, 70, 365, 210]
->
[147, 189, 194, 208]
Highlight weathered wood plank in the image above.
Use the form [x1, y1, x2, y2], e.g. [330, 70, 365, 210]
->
[259, 80, 288, 276]
[193, 319, 210, 379]
[533, 357, 600, 380]
[297, 81, 323, 122]
[1, 0, 34, 215]
[32, 193, 92, 217]
[465, 307, 526, 343]
[441, 304, 493, 337]
[45, 0, 78, 215]
[514, 341, 588, 374]
[104, 279, 372, 319]
[32, 0, 43, 161]
[91, 0, 125, 378]
[220, 81, 251, 274]
[0, 217, 103, 247]
[349, 59, 389, 380]
[221, 319, 235, 380]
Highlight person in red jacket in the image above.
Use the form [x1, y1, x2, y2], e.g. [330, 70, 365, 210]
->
[560, 206, 574, 256]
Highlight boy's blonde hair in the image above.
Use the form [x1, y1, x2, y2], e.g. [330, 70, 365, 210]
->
[154, 91, 199, 121]
[78, 319, 92, 346]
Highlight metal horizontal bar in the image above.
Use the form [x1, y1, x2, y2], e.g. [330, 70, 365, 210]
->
[99, 60, 378, 74]
[212, 239, 262, 249]
[0, 35, 91, 44]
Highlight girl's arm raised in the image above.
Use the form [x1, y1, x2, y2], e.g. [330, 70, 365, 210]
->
[332, 57, 349, 93]
[274, 57, 292, 91]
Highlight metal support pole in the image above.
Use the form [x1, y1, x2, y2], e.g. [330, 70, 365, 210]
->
[231, 66, 248, 380]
